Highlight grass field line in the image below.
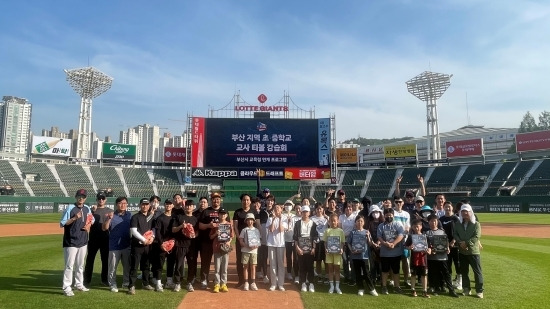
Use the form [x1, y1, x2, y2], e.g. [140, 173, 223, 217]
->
[481, 239, 550, 255]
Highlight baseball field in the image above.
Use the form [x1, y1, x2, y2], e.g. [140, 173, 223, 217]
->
[0, 213, 548, 309]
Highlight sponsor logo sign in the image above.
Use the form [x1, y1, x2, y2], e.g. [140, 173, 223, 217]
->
[164, 147, 186, 162]
[102, 143, 136, 160]
[336, 148, 358, 164]
[445, 138, 484, 158]
[515, 130, 550, 152]
[284, 168, 331, 180]
[32, 136, 72, 157]
[384, 144, 417, 160]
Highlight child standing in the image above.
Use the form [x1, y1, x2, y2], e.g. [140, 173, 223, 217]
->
[311, 202, 328, 283]
[266, 204, 288, 291]
[323, 214, 345, 294]
[210, 209, 232, 293]
[239, 213, 261, 291]
[293, 205, 318, 293]
[425, 214, 459, 297]
[405, 219, 430, 298]
[347, 215, 378, 297]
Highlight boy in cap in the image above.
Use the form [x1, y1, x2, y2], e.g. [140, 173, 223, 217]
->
[128, 198, 155, 295]
[238, 213, 261, 291]
[210, 208, 232, 293]
[60, 189, 94, 296]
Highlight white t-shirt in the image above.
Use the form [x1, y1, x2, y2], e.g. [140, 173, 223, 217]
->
[282, 213, 299, 242]
[339, 213, 357, 236]
[266, 217, 287, 247]
[393, 209, 411, 232]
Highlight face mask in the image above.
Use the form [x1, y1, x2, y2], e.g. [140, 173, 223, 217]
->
[373, 213, 380, 219]
[285, 206, 292, 212]
[385, 217, 393, 223]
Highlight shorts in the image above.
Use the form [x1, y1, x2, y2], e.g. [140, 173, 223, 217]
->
[380, 256, 401, 273]
[314, 241, 326, 261]
[411, 265, 428, 276]
[325, 253, 342, 266]
[242, 252, 257, 265]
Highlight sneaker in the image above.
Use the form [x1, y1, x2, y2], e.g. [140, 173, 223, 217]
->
[243, 282, 249, 291]
[328, 286, 334, 294]
[64, 289, 74, 297]
[394, 287, 404, 294]
[173, 284, 181, 292]
[286, 273, 293, 280]
[250, 283, 258, 291]
[369, 289, 379, 296]
[405, 280, 412, 288]
[186, 283, 195, 292]
[335, 287, 342, 295]
[220, 284, 229, 292]
[477, 292, 484, 299]
[143, 285, 154, 291]
[127, 287, 135, 295]
[358, 289, 364, 296]
[213, 284, 220, 293]
[301, 283, 307, 292]
[450, 290, 459, 298]
[278, 286, 285, 291]
[381, 287, 389, 295]
[110, 286, 119, 293]
[263, 276, 270, 284]
[411, 290, 418, 297]
[155, 284, 163, 292]
[269, 285, 276, 291]
[309, 283, 315, 293]
[201, 280, 208, 289]
[463, 288, 471, 296]
[294, 277, 300, 284]
[76, 286, 89, 292]
[423, 291, 431, 298]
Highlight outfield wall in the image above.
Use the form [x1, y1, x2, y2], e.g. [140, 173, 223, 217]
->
[0, 196, 549, 214]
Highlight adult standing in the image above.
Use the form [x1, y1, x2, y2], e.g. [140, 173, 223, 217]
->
[60, 189, 94, 296]
[266, 204, 287, 291]
[83, 192, 110, 287]
[434, 194, 447, 218]
[151, 199, 175, 292]
[395, 174, 426, 214]
[393, 195, 411, 288]
[454, 204, 484, 298]
[232, 193, 260, 287]
[377, 208, 405, 295]
[128, 198, 155, 295]
[103, 196, 132, 293]
[197, 192, 223, 289]
[171, 199, 199, 292]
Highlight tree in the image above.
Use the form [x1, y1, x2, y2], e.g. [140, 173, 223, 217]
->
[538, 111, 550, 131]
[518, 111, 538, 133]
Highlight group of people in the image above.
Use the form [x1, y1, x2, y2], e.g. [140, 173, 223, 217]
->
[60, 175, 484, 299]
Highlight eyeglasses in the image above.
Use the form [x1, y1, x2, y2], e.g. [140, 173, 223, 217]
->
[76, 195, 86, 199]
[97, 197, 106, 200]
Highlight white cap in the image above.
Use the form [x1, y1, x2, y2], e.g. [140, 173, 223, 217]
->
[301, 205, 310, 212]
[284, 200, 294, 206]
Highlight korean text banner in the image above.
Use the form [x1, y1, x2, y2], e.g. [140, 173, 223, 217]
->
[31, 136, 72, 157]
[445, 138, 484, 158]
[384, 144, 417, 159]
[102, 142, 136, 160]
[515, 130, 550, 152]
[200, 118, 330, 168]
[336, 148, 358, 163]
[191, 117, 205, 168]
[164, 147, 187, 162]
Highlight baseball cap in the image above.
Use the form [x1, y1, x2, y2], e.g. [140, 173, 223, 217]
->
[139, 198, 150, 204]
[284, 199, 294, 206]
[75, 189, 87, 197]
[263, 188, 270, 193]
[96, 192, 106, 199]
[164, 199, 173, 204]
[405, 190, 415, 197]
[211, 192, 222, 199]
[337, 189, 345, 195]
[218, 208, 228, 214]
[416, 196, 425, 202]
[245, 213, 256, 220]
[301, 205, 311, 212]
[352, 198, 360, 203]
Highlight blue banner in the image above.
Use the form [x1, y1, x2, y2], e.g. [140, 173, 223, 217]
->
[318, 118, 330, 167]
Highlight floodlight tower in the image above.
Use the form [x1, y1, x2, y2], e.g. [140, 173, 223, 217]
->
[64, 67, 113, 158]
[406, 71, 452, 161]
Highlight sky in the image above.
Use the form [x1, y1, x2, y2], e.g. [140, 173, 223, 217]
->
[0, 0, 549, 143]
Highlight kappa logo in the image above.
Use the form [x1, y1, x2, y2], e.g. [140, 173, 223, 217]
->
[192, 169, 205, 177]
[192, 169, 237, 178]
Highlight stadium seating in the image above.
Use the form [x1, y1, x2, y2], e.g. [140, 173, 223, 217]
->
[426, 165, 461, 193]
[398, 167, 428, 193]
[366, 169, 396, 199]
[89, 166, 125, 197]
[484, 162, 517, 196]
[455, 163, 495, 196]
[55, 164, 94, 198]
[0, 160, 29, 196]
[515, 160, 550, 196]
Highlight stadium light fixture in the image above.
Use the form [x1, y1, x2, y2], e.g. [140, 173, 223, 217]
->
[406, 71, 452, 160]
[64, 67, 113, 159]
